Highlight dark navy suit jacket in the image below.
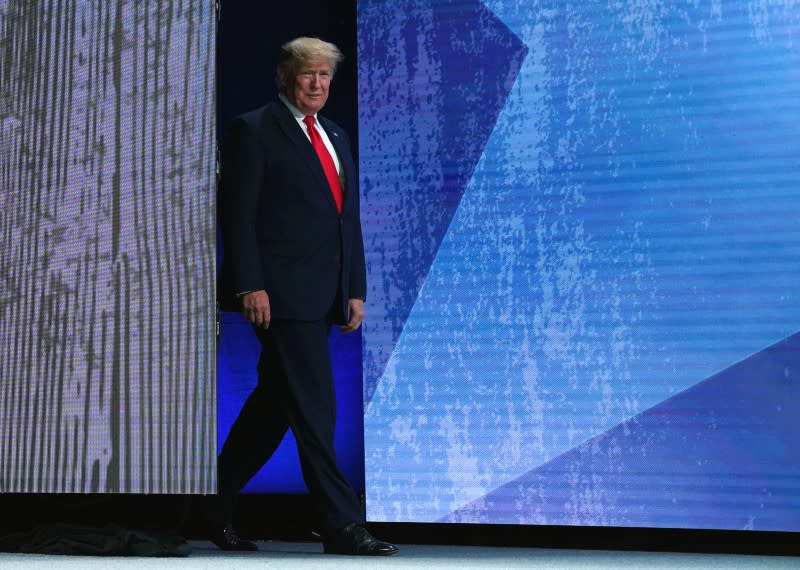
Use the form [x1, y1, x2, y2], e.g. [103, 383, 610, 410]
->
[218, 101, 366, 323]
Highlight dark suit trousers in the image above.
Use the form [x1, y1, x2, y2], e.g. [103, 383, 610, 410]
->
[217, 318, 364, 532]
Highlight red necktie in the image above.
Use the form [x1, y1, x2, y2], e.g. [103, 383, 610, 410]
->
[304, 115, 343, 214]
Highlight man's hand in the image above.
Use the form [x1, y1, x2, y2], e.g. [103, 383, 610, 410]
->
[339, 298, 365, 333]
[241, 290, 271, 329]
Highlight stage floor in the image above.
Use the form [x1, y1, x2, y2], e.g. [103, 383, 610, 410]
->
[1, 541, 798, 569]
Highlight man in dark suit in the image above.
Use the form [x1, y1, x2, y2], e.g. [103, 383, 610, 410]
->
[215, 37, 397, 556]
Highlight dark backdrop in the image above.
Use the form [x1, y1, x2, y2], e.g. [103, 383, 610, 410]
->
[215, 0, 365, 497]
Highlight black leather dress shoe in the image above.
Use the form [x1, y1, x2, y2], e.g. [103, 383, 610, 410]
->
[323, 523, 399, 556]
[210, 525, 258, 551]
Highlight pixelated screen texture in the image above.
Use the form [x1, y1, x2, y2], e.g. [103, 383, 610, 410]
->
[359, 0, 800, 530]
[0, 0, 217, 494]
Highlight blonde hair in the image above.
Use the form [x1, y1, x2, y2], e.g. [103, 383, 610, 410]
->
[278, 37, 344, 89]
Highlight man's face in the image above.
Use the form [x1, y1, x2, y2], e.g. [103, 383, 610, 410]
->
[285, 59, 332, 116]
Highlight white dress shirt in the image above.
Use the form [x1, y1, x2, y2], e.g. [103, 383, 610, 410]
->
[279, 93, 343, 180]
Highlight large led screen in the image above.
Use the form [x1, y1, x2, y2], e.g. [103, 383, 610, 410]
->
[0, 1, 216, 494]
[359, 0, 800, 530]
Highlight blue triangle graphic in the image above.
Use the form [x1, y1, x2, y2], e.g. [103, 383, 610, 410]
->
[359, 0, 528, 404]
[444, 332, 800, 531]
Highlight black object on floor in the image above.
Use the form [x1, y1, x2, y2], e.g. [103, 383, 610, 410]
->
[0, 522, 191, 556]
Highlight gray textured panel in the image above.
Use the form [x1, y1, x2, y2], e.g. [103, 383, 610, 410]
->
[0, 0, 216, 494]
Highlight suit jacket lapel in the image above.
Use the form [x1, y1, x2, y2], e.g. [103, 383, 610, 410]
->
[268, 103, 339, 211]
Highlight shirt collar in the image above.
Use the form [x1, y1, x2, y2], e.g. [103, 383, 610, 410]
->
[279, 93, 316, 121]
